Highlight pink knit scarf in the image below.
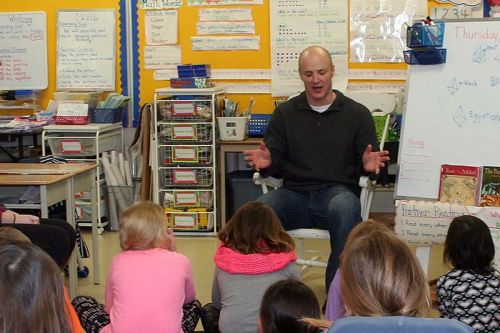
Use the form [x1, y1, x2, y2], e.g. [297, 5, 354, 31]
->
[214, 244, 296, 275]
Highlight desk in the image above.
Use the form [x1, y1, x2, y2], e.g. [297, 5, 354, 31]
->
[0, 128, 42, 161]
[0, 163, 99, 298]
[218, 138, 262, 226]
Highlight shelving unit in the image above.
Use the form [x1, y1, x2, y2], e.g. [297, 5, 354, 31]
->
[153, 87, 225, 235]
[42, 123, 123, 233]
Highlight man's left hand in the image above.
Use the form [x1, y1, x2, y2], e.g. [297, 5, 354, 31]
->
[362, 144, 390, 174]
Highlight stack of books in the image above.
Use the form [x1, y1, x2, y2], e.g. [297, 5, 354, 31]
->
[438, 164, 500, 207]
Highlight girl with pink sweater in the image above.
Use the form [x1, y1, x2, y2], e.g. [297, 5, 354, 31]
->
[72, 202, 201, 333]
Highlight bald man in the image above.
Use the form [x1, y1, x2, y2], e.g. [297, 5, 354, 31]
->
[244, 46, 389, 291]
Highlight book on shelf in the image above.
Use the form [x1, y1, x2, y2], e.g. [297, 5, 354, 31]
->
[438, 164, 480, 206]
[479, 166, 500, 207]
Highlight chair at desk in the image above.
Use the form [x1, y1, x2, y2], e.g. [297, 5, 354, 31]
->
[253, 93, 395, 271]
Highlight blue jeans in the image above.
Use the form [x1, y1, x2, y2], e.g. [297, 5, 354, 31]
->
[257, 184, 362, 291]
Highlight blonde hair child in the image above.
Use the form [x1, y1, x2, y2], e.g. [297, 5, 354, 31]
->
[72, 202, 201, 333]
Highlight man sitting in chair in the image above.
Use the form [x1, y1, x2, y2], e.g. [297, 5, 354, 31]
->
[244, 45, 389, 291]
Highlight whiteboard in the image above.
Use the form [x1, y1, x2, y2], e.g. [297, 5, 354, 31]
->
[57, 10, 116, 91]
[0, 12, 47, 90]
[396, 19, 500, 200]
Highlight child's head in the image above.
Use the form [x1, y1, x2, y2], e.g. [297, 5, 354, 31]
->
[444, 215, 495, 274]
[218, 201, 294, 254]
[0, 241, 71, 333]
[340, 222, 430, 317]
[259, 279, 321, 333]
[119, 202, 169, 251]
[0, 226, 30, 243]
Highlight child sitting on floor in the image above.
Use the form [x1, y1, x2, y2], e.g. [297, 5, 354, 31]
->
[201, 201, 299, 333]
[259, 279, 326, 333]
[437, 215, 500, 332]
[72, 202, 201, 333]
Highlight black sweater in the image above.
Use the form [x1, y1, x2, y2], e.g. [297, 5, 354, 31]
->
[263, 90, 378, 192]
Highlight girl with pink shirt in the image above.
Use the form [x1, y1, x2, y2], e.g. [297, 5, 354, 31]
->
[200, 201, 299, 333]
[72, 202, 201, 333]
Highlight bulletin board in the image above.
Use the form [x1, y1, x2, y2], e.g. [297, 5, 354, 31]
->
[135, 0, 430, 114]
[56, 9, 116, 90]
[0, 0, 122, 110]
[0, 11, 48, 90]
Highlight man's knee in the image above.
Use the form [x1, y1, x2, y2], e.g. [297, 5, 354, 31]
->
[327, 191, 361, 217]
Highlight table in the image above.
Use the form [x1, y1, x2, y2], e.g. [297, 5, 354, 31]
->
[218, 138, 262, 226]
[0, 128, 42, 161]
[0, 163, 99, 298]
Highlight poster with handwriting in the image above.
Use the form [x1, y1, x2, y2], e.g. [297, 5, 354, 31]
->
[396, 201, 500, 268]
[57, 10, 115, 90]
[270, 0, 348, 97]
[0, 12, 47, 90]
[396, 19, 500, 199]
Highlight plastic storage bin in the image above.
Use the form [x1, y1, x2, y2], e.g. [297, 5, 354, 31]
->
[46, 132, 120, 156]
[159, 145, 213, 166]
[407, 22, 445, 48]
[162, 190, 214, 210]
[160, 168, 213, 188]
[159, 123, 213, 144]
[158, 99, 213, 121]
[248, 114, 272, 137]
[403, 48, 447, 65]
[217, 117, 248, 141]
[165, 209, 214, 231]
[90, 106, 125, 124]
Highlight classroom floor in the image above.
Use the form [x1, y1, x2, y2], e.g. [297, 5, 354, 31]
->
[74, 213, 447, 329]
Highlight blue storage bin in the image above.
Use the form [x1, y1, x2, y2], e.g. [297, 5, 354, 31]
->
[403, 48, 446, 65]
[407, 22, 445, 48]
[248, 114, 272, 137]
[90, 106, 125, 123]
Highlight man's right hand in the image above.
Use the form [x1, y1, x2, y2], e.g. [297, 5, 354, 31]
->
[243, 142, 271, 171]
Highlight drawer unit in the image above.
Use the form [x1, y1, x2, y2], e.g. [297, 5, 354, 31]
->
[159, 145, 213, 166]
[46, 131, 120, 157]
[158, 123, 213, 144]
[153, 87, 225, 235]
[160, 167, 213, 188]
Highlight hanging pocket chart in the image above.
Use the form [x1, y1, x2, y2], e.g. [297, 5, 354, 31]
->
[56, 10, 116, 91]
[0, 12, 48, 90]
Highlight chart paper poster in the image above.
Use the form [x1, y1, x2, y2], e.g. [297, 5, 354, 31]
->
[270, 0, 348, 97]
[350, 0, 427, 63]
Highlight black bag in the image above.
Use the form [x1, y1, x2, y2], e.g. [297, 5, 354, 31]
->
[200, 303, 220, 333]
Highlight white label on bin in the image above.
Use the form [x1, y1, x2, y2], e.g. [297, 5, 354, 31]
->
[60, 140, 83, 154]
[173, 169, 197, 184]
[173, 213, 197, 228]
[173, 125, 196, 140]
[57, 103, 89, 116]
[173, 146, 198, 162]
[174, 191, 199, 206]
[173, 102, 196, 116]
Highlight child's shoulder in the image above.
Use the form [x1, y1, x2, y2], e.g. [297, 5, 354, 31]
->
[113, 248, 191, 264]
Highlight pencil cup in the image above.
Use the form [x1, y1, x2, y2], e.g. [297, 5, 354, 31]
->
[217, 117, 248, 141]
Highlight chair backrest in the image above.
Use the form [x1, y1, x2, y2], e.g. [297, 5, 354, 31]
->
[328, 316, 473, 333]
